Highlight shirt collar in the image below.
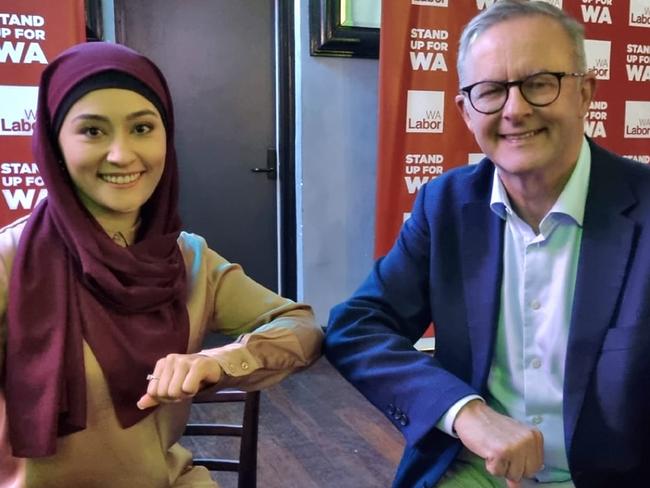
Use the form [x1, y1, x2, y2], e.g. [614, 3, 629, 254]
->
[104, 217, 141, 247]
[490, 137, 591, 227]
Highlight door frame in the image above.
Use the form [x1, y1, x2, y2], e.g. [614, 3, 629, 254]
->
[107, 0, 297, 299]
[276, 0, 297, 300]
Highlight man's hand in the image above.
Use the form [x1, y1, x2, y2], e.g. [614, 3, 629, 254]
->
[136, 353, 223, 410]
[453, 399, 544, 488]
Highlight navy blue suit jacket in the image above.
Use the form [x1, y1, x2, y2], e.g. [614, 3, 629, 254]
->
[325, 140, 650, 487]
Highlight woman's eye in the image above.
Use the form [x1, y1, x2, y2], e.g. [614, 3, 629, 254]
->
[134, 123, 153, 135]
[82, 126, 103, 137]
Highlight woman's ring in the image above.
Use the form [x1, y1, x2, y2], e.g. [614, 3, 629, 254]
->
[146, 374, 159, 381]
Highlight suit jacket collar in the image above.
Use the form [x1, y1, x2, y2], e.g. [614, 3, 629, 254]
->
[460, 161, 504, 390]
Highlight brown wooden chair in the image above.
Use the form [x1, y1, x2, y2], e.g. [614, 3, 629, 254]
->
[184, 389, 260, 488]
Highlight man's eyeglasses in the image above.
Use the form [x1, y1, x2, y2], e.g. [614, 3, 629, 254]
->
[460, 71, 586, 115]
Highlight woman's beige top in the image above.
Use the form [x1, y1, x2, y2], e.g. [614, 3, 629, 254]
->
[0, 218, 322, 487]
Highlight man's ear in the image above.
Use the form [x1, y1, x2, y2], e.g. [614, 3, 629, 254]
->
[455, 93, 474, 133]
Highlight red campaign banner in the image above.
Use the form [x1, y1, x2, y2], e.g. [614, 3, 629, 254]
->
[375, 0, 650, 347]
[0, 0, 85, 227]
[375, 0, 650, 259]
[565, 0, 649, 157]
[375, 1, 478, 258]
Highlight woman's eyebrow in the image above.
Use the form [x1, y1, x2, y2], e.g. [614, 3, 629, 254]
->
[70, 109, 159, 124]
[126, 109, 160, 120]
[70, 113, 109, 123]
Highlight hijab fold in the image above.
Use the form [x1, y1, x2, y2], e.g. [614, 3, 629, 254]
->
[4, 42, 189, 457]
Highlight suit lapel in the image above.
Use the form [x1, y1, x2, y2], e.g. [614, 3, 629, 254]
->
[564, 147, 637, 454]
[461, 198, 504, 390]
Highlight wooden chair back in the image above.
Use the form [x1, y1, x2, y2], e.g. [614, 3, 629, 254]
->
[184, 389, 260, 488]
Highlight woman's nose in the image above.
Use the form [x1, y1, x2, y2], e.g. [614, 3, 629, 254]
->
[106, 135, 136, 165]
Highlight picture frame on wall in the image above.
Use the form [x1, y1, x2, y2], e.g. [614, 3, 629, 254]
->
[309, 0, 380, 58]
[85, 0, 104, 40]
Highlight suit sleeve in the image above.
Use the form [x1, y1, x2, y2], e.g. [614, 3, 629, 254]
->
[324, 183, 478, 448]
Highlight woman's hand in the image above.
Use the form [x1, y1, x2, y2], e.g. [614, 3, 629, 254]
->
[137, 353, 223, 410]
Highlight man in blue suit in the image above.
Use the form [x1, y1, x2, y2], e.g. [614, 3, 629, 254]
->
[325, 1, 650, 487]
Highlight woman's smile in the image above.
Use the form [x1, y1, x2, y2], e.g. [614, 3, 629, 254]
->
[99, 171, 144, 186]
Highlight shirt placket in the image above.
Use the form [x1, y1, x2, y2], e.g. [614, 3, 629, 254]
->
[522, 230, 548, 429]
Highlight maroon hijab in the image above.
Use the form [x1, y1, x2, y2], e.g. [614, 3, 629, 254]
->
[4, 42, 189, 457]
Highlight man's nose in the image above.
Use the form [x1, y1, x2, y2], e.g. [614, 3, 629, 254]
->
[501, 85, 533, 119]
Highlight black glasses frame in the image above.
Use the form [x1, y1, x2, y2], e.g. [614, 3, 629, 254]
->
[460, 71, 585, 115]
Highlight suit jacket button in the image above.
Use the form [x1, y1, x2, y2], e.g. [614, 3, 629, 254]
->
[387, 404, 396, 415]
[399, 416, 409, 426]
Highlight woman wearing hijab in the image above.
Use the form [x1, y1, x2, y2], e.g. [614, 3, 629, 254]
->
[0, 42, 322, 487]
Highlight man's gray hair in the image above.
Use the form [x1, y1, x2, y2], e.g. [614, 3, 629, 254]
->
[457, 0, 586, 86]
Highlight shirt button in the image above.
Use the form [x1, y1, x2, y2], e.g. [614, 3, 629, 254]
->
[530, 299, 541, 310]
[241, 361, 249, 370]
[531, 358, 542, 369]
[532, 415, 543, 425]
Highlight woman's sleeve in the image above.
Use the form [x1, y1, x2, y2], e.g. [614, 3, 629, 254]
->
[0, 219, 26, 484]
[0, 256, 7, 379]
[0, 219, 22, 380]
[197, 246, 323, 391]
